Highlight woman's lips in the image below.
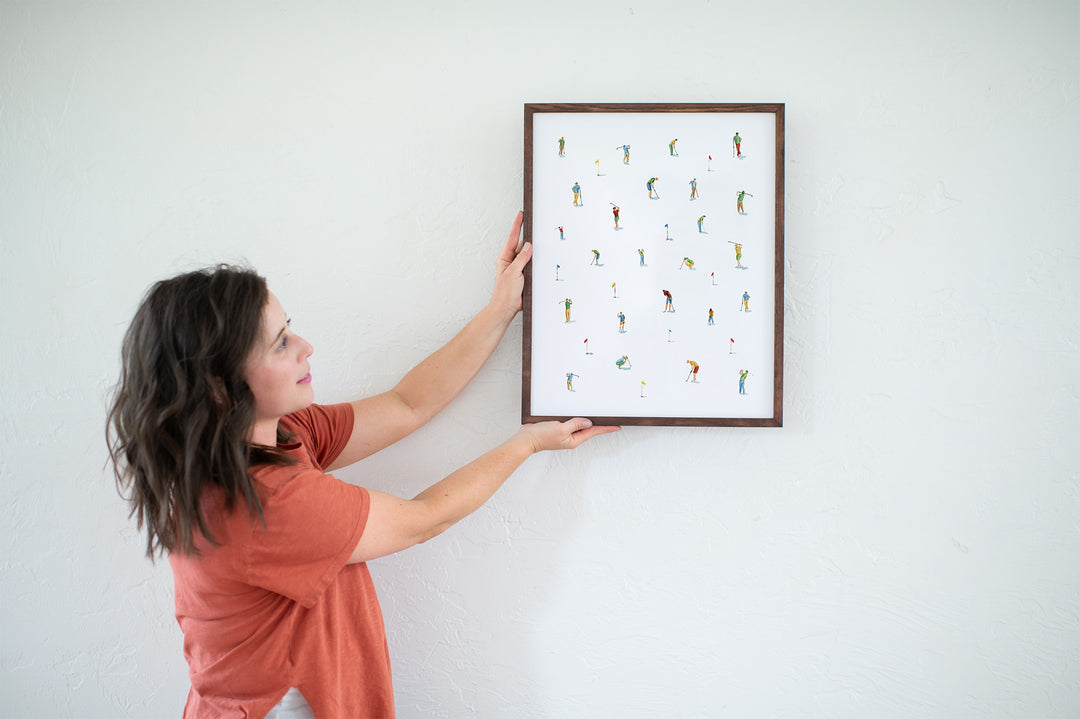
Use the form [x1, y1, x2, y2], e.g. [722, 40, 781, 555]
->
[298, 372, 312, 385]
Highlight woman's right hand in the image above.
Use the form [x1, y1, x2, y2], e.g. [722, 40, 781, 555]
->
[518, 418, 620, 453]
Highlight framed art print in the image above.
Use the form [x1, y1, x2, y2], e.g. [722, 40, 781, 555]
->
[522, 103, 785, 427]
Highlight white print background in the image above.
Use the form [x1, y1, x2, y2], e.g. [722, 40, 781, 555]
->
[530, 111, 776, 418]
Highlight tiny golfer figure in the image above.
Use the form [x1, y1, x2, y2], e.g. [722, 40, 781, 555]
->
[736, 190, 753, 214]
[729, 241, 745, 268]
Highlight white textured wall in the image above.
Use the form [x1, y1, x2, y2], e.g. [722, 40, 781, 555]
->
[2, 1, 1078, 717]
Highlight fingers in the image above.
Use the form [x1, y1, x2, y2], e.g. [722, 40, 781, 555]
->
[518, 418, 619, 452]
[508, 242, 532, 274]
[568, 417, 594, 433]
[508, 210, 524, 249]
[570, 425, 621, 447]
[565, 417, 620, 447]
[498, 211, 525, 267]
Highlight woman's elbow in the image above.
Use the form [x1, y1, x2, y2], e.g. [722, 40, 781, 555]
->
[415, 521, 453, 545]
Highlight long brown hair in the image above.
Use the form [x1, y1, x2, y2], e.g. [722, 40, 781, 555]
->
[106, 265, 294, 559]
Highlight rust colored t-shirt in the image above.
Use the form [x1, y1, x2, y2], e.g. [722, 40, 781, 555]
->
[169, 403, 395, 718]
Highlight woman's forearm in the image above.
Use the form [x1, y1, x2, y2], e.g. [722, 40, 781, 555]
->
[409, 432, 536, 541]
[392, 301, 516, 424]
[348, 432, 535, 563]
[347, 419, 616, 564]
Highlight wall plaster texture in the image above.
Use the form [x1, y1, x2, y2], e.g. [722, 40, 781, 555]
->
[1, 1, 1078, 717]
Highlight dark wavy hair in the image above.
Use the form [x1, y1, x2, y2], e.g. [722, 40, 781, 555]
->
[107, 264, 295, 559]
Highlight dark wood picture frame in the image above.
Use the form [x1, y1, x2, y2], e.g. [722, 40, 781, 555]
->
[522, 103, 784, 427]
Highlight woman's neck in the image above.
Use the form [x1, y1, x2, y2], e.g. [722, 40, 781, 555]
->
[250, 418, 280, 447]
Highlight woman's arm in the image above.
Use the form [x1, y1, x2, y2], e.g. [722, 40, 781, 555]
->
[347, 418, 619, 563]
[327, 212, 531, 471]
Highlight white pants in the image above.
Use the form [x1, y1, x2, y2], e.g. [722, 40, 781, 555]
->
[264, 688, 314, 719]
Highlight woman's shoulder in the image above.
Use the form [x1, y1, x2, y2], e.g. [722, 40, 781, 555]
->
[279, 402, 355, 469]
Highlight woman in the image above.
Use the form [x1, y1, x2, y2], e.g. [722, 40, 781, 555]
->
[107, 213, 618, 718]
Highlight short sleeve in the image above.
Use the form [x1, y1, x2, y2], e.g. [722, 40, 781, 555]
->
[280, 403, 355, 470]
[243, 469, 369, 608]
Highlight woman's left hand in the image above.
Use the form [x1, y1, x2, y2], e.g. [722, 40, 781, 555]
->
[491, 211, 532, 318]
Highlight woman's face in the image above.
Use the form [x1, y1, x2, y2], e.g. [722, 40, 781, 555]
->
[244, 291, 314, 441]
